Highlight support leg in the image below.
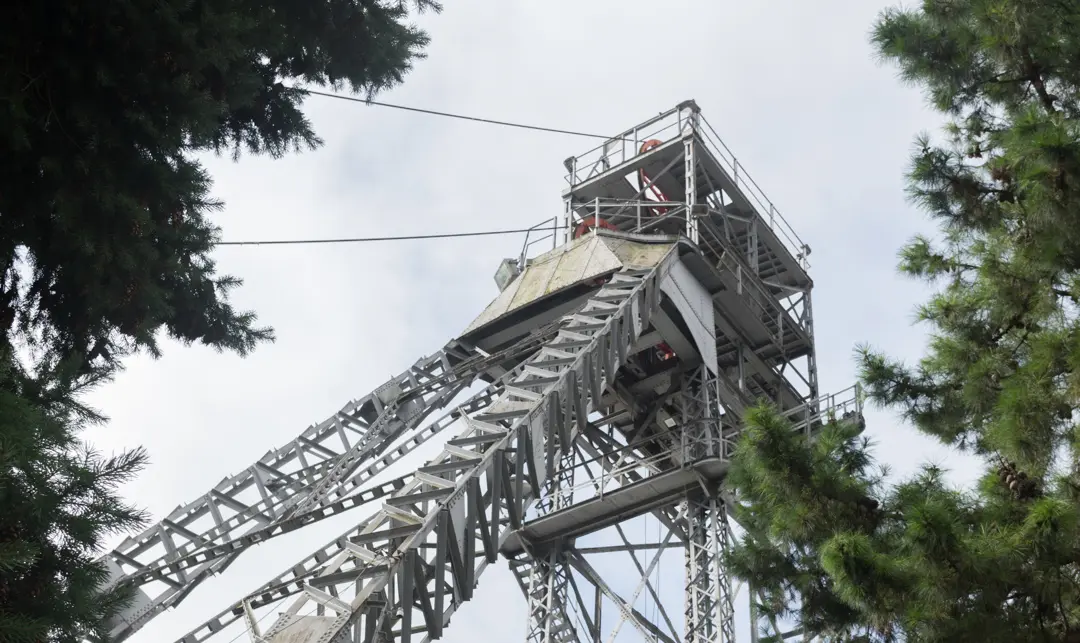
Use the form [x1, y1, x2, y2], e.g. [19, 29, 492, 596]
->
[523, 444, 578, 643]
[684, 494, 735, 643]
[525, 550, 577, 643]
[680, 364, 735, 643]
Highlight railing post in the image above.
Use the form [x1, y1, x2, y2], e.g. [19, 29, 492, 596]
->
[681, 103, 700, 243]
[562, 197, 573, 246]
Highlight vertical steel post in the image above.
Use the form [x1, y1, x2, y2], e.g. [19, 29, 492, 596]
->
[681, 104, 700, 244]
[748, 219, 760, 274]
[562, 196, 573, 246]
[680, 365, 735, 643]
[684, 495, 736, 643]
[804, 289, 819, 403]
[524, 440, 577, 643]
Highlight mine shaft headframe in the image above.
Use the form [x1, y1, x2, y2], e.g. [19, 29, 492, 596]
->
[92, 99, 855, 643]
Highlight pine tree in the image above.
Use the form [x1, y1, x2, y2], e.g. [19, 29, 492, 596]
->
[1, 0, 439, 372]
[727, 1, 1080, 640]
[0, 357, 148, 643]
[0, 1, 439, 640]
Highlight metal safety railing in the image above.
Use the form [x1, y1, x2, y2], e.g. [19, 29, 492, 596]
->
[562, 102, 811, 270]
[695, 216, 796, 345]
[559, 198, 809, 342]
[566, 197, 688, 235]
[563, 104, 687, 186]
[697, 116, 810, 269]
[716, 383, 866, 460]
[518, 216, 561, 263]
[786, 383, 864, 438]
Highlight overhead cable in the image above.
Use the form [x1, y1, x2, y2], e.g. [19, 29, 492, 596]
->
[302, 89, 618, 140]
[216, 225, 564, 247]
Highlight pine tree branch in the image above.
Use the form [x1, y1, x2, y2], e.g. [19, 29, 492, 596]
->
[1020, 45, 1059, 114]
[1052, 286, 1077, 303]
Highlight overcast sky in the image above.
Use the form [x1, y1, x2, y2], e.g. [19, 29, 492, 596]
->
[82, 0, 982, 641]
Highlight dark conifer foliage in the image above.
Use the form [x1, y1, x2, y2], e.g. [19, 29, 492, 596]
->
[728, 1, 1080, 640]
[1, 0, 439, 371]
[0, 2, 438, 639]
[0, 362, 148, 642]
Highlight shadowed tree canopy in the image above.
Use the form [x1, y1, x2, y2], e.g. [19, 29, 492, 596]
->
[0, 1, 439, 640]
[0, 0, 441, 376]
[727, 1, 1080, 641]
[0, 364, 149, 642]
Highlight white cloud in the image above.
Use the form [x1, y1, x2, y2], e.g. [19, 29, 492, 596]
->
[83, 0, 980, 640]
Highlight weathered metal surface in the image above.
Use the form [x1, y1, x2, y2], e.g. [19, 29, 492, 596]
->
[660, 259, 718, 375]
[268, 615, 338, 643]
[463, 232, 674, 336]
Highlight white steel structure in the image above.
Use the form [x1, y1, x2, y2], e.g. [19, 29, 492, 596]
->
[97, 100, 864, 643]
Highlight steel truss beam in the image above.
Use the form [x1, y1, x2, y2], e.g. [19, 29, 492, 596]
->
[502, 361, 743, 643]
[522, 550, 578, 643]
[677, 365, 735, 643]
[684, 495, 734, 643]
[102, 326, 562, 640]
[170, 254, 676, 643]
[497, 356, 860, 643]
[523, 444, 579, 643]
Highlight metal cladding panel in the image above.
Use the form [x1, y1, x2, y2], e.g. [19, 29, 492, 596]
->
[462, 233, 674, 336]
[661, 259, 718, 375]
[530, 413, 548, 489]
[103, 557, 154, 637]
[268, 615, 338, 643]
[607, 237, 673, 269]
[450, 493, 467, 554]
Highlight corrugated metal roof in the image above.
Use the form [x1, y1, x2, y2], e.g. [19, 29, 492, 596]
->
[462, 232, 674, 336]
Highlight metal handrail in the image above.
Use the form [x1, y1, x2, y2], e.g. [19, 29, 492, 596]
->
[564, 104, 685, 183]
[697, 117, 810, 269]
[695, 217, 794, 345]
[562, 103, 812, 270]
[565, 119, 682, 185]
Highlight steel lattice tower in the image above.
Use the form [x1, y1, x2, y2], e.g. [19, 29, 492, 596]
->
[95, 100, 864, 643]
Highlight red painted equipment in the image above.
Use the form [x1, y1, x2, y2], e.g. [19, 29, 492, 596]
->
[637, 140, 670, 216]
[572, 139, 671, 239]
[573, 216, 617, 239]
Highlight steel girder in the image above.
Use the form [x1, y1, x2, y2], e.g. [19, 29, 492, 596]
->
[523, 445, 580, 643]
[169, 254, 675, 643]
[101, 328, 564, 641]
[678, 366, 735, 643]
[683, 496, 735, 643]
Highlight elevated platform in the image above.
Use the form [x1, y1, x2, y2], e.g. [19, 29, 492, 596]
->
[461, 229, 810, 415]
[561, 100, 812, 292]
[501, 457, 728, 557]
[503, 395, 867, 560]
